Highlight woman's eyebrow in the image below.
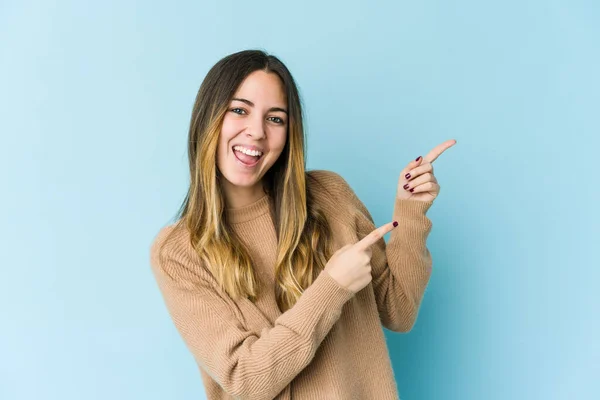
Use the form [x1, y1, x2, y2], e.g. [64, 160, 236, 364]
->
[232, 97, 288, 114]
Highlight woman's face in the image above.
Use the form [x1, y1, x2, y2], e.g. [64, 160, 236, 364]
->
[216, 70, 288, 194]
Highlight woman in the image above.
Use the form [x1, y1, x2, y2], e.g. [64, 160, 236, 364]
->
[150, 49, 456, 400]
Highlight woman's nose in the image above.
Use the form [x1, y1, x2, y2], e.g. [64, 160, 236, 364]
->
[245, 117, 266, 139]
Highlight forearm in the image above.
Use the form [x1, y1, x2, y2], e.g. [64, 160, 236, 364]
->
[156, 265, 354, 400]
[371, 198, 433, 332]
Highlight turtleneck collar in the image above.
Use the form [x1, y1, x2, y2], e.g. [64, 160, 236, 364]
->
[226, 193, 271, 224]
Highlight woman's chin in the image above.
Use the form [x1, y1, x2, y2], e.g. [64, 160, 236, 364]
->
[224, 171, 261, 187]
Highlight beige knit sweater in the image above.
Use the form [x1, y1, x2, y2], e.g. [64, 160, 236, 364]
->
[149, 169, 433, 400]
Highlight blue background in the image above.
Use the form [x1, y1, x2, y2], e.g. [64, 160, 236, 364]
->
[1, 1, 598, 399]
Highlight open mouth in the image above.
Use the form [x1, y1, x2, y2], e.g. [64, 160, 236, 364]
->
[232, 146, 264, 167]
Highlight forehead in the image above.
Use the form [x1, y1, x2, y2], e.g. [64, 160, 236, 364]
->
[233, 70, 286, 105]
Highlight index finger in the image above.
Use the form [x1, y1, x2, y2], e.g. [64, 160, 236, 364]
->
[354, 221, 397, 251]
[424, 139, 457, 163]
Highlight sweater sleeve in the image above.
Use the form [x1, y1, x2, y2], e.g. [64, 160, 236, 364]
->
[366, 197, 434, 332]
[149, 230, 355, 400]
[333, 173, 434, 332]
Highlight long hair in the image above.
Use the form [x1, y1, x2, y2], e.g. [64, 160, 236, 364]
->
[170, 49, 335, 312]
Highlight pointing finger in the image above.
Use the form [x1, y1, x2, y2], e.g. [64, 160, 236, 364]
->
[424, 139, 457, 163]
[355, 221, 398, 251]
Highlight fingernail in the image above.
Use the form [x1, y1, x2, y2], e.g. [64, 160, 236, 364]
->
[405, 173, 411, 179]
[415, 156, 422, 162]
[393, 221, 398, 227]
[409, 188, 414, 192]
[403, 184, 409, 190]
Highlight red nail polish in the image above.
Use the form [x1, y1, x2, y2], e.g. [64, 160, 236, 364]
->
[393, 221, 398, 227]
[409, 188, 414, 192]
[405, 173, 411, 179]
[415, 156, 422, 162]
[403, 184, 409, 190]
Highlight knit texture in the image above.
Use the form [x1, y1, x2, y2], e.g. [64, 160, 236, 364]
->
[149, 169, 434, 400]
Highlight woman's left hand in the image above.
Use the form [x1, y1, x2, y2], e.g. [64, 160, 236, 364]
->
[396, 139, 457, 202]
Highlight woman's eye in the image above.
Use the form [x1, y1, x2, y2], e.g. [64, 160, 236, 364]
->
[230, 108, 284, 124]
[269, 117, 284, 124]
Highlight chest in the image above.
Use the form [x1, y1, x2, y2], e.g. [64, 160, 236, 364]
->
[229, 214, 359, 333]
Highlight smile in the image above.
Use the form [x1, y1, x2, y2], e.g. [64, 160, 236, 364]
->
[233, 147, 263, 168]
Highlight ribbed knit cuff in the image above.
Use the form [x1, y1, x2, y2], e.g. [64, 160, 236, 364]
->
[390, 198, 433, 242]
[315, 270, 356, 304]
[393, 198, 434, 216]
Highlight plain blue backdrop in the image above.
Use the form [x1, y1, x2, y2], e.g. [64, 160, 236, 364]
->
[1, 1, 598, 399]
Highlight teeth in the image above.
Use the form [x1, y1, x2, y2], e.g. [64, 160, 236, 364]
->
[233, 145, 263, 157]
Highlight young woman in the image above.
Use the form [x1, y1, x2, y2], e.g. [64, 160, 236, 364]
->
[150, 49, 455, 400]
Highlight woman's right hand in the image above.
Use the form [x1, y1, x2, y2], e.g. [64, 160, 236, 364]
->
[324, 220, 398, 294]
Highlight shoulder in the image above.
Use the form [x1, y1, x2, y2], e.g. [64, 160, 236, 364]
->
[306, 169, 355, 198]
[149, 221, 208, 284]
[307, 168, 347, 186]
[306, 169, 363, 223]
[306, 169, 361, 205]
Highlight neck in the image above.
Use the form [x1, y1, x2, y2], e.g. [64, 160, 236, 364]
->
[222, 179, 267, 209]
